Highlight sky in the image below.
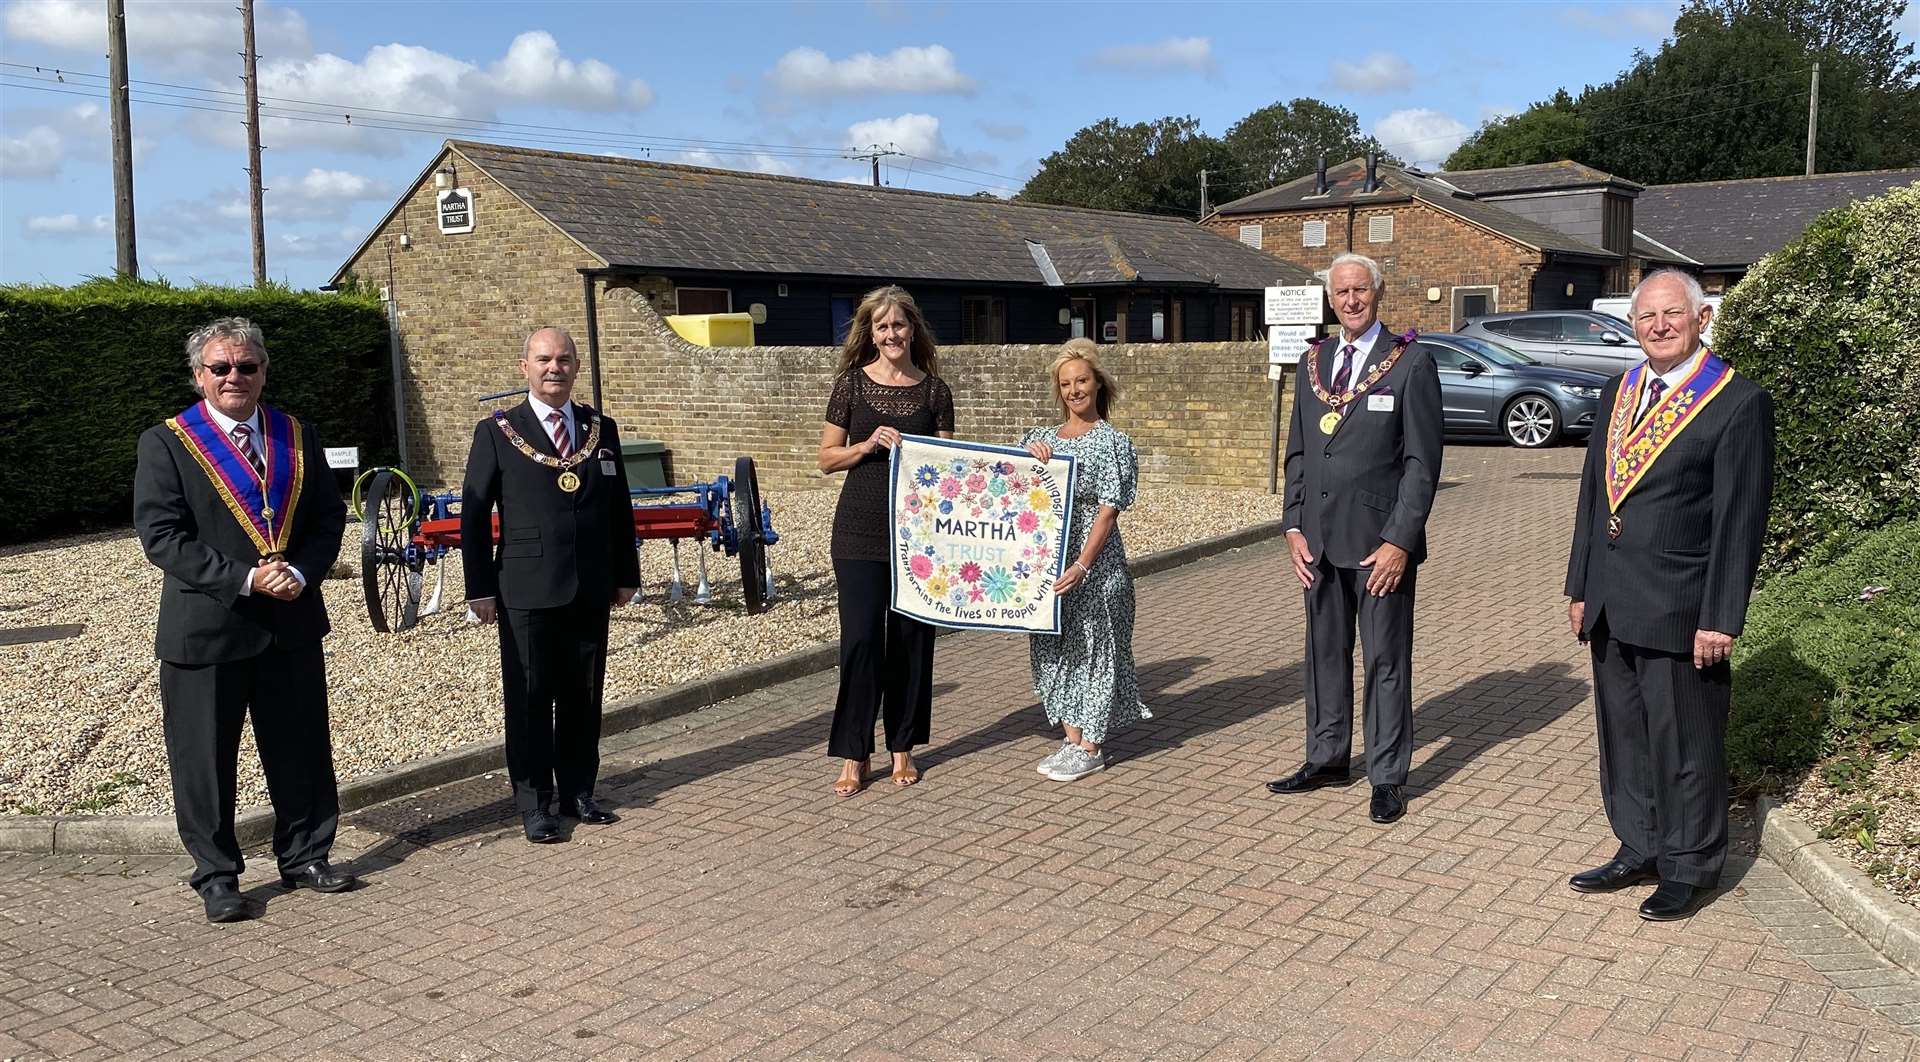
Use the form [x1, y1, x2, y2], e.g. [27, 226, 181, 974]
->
[2, 0, 1915, 290]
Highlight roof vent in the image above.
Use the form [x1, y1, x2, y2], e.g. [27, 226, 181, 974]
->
[1315, 154, 1328, 196]
[1362, 151, 1378, 194]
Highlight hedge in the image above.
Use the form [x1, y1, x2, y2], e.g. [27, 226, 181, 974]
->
[1711, 181, 1920, 576]
[1727, 519, 1920, 787]
[0, 277, 393, 544]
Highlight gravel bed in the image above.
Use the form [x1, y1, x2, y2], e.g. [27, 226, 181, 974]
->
[1781, 754, 1920, 909]
[0, 485, 1285, 817]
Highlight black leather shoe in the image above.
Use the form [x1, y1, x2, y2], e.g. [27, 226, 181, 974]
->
[280, 861, 356, 893]
[1568, 858, 1659, 894]
[1265, 763, 1353, 794]
[1638, 881, 1705, 921]
[569, 796, 619, 825]
[1368, 784, 1406, 823]
[523, 810, 565, 844]
[202, 881, 255, 924]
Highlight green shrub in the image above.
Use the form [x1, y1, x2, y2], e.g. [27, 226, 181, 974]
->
[0, 277, 393, 543]
[1728, 519, 1920, 786]
[1712, 182, 1920, 576]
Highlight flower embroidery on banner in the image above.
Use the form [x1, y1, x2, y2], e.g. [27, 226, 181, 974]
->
[909, 555, 933, 580]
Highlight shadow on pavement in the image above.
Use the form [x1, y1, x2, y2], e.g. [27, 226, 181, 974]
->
[1407, 660, 1591, 796]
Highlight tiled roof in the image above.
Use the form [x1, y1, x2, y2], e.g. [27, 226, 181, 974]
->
[1635, 169, 1920, 268]
[1212, 158, 1411, 214]
[1428, 160, 1642, 196]
[417, 140, 1312, 292]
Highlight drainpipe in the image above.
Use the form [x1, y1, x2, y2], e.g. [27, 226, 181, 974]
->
[579, 268, 604, 409]
[1346, 204, 1357, 251]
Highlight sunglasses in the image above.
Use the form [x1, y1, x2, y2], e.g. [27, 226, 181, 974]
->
[203, 361, 262, 377]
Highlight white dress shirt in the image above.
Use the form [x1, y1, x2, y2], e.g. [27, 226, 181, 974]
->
[525, 393, 577, 452]
[1329, 321, 1385, 388]
[201, 401, 306, 597]
[1634, 347, 1705, 422]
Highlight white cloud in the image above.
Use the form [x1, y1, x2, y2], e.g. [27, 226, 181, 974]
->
[481, 31, 653, 110]
[676, 149, 797, 176]
[1561, 3, 1679, 40]
[1374, 108, 1472, 168]
[24, 213, 110, 236]
[845, 113, 944, 159]
[2, 0, 311, 69]
[281, 168, 391, 201]
[767, 45, 975, 99]
[1087, 37, 1214, 75]
[0, 125, 63, 178]
[1330, 51, 1407, 95]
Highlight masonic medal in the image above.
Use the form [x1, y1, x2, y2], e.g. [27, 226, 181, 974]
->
[1606, 514, 1622, 540]
[494, 406, 602, 488]
[1319, 410, 1342, 434]
[558, 470, 582, 493]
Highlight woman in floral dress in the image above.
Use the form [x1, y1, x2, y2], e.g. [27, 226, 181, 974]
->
[1021, 339, 1147, 781]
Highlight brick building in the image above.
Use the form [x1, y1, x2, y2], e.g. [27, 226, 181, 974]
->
[326, 140, 1307, 492]
[1207, 156, 1919, 331]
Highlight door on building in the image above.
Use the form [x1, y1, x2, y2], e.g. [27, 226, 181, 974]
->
[1451, 286, 1497, 329]
[1070, 297, 1095, 340]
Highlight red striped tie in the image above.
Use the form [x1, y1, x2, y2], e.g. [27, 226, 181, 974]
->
[1331, 344, 1355, 405]
[547, 410, 572, 458]
[231, 424, 264, 477]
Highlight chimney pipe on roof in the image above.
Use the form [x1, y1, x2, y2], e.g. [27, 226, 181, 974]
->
[1315, 153, 1328, 195]
[1363, 151, 1378, 193]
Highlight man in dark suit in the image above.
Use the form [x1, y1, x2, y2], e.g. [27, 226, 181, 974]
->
[1268, 253, 1444, 824]
[134, 317, 352, 924]
[1565, 269, 1774, 921]
[463, 327, 640, 844]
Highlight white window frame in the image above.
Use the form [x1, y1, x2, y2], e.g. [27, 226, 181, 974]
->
[1238, 224, 1263, 249]
[673, 286, 732, 314]
[1302, 220, 1327, 248]
[1449, 285, 1499, 331]
[1368, 214, 1394, 243]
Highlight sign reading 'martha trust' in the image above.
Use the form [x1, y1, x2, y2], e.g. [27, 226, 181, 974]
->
[437, 188, 474, 234]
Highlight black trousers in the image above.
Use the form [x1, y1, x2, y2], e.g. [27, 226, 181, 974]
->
[1303, 558, 1417, 786]
[500, 595, 611, 814]
[1590, 619, 1732, 887]
[829, 559, 935, 760]
[158, 641, 339, 894]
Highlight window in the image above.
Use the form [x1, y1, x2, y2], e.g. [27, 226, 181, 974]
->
[1415, 341, 1469, 371]
[1483, 316, 1556, 341]
[1302, 220, 1327, 248]
[674, 287, 730, 315]
[1561, 315, 1631, 345]
[961, 296, 1006, 343]
[1450, 285, 1498, 330]
[1367, 214, 1393, 243]
[1239, 224, 1263, 249]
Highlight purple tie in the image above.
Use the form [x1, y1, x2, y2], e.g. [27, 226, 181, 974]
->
[231, 424, 264, 477]
[1636, 378, 1667, 426]
[548, 411, 572, 458]
[1331, 344, 1355, 404]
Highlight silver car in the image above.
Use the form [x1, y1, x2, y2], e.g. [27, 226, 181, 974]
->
[1455, 311, 1639, 374]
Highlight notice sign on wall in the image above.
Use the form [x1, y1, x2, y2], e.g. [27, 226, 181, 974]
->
[437, 188, 474, 234]
[1267, 324, 1319, 362]
[1264, 285, 1325, 325]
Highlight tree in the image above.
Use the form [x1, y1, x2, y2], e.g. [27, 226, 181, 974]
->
[1443, 91, 1592, 171]
[1221, 98, 1392, 188]
[1017, 116, 1235, 217]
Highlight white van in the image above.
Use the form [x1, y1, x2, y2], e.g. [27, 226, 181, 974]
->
[1592, 294, 1722, 345]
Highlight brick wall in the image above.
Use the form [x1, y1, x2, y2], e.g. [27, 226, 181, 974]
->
[342, 147, 1296, 494]
[1206, 200, 1543, 334]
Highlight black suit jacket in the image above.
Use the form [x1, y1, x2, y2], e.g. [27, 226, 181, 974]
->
[1283, 326, 1445, 567]
[1565, 368, 1774, 654]
[461, 400, 641, 610]
[133, 409, 347, 665]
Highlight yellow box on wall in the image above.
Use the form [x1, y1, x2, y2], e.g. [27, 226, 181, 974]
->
[665, 313, 756, 346]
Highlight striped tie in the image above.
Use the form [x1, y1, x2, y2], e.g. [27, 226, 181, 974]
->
[231, 424, 264, 477]
[1635, 378, 1667, 427]
[548, 410, 572, 458]
[1331, 344, 1356, 405]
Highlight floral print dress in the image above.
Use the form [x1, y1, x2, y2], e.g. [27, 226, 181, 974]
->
[1022, 420, 1148, 745]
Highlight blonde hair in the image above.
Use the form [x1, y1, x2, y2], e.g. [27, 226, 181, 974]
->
[1047, 338, 1118, 420]
[835, 285, 940, 377]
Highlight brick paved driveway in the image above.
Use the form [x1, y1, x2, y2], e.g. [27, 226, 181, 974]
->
[4, 444, 1916, 1061]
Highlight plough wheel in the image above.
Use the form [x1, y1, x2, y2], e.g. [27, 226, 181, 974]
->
[732, 456, 770, 615]
[360, 468, 422, 633]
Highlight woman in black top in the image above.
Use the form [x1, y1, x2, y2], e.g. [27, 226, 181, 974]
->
[818, 285, 956, 796]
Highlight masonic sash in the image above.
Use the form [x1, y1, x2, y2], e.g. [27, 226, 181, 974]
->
[1604, 350, 1735, 516]
[165, 400, 306, 558]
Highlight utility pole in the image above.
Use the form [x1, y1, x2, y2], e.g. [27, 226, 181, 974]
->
[241, 0, 266, 286]
[846, 144, 903, 187]
[106, 0, 137, 278]
[1198, 169, 1209, 221]
[1805, 62, 1820, 177]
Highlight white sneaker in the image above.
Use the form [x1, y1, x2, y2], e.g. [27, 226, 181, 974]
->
[1044, 746, 1106, 781]
[1036, 741, 1077, 775]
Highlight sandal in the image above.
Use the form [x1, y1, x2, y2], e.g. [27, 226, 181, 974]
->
[833, 760, 868, 798]
[891, 753, 920, 787]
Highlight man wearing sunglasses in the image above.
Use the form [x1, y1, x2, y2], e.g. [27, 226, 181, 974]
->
[133, 317, 352, 923]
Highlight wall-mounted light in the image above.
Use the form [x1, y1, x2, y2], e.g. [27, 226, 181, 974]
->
[1565, 282, 1576, 297]
[434, 165, 454, 190]
[398, 233, 411, 249]
[1057, 308, 1072, 325]
[1426, 286, 1441, 302]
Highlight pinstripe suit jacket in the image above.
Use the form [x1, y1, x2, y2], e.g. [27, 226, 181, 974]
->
[1565, 367, 1774, 654]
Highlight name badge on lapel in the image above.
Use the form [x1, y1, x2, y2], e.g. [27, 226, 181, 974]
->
[1367, 393, 1396, 412]
[597, 448, 616, 477]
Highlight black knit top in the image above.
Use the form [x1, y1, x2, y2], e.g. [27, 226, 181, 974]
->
[824, 368, 956, 562]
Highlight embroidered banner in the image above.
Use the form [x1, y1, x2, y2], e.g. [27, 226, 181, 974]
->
[888, 435, 1077, 634]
